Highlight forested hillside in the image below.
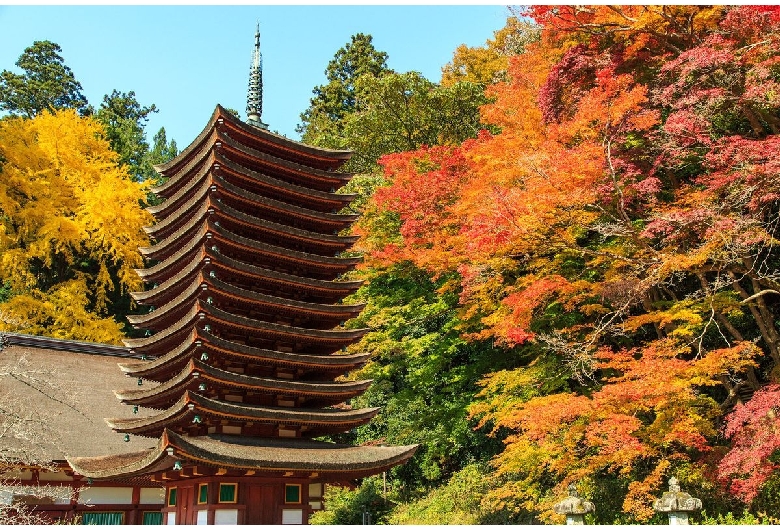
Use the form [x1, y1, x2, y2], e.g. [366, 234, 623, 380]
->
[2, 6, 780, 524]
[302, 6, 780, 525]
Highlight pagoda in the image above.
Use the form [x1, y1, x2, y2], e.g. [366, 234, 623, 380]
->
[67, 27, 416, 525]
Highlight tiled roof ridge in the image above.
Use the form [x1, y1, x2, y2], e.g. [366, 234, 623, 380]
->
[0, 332, 135, 358]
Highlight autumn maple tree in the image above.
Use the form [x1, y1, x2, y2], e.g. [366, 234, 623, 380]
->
[349, 4, 780, 523]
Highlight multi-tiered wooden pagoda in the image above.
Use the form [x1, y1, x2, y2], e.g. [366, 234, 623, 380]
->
[67, 28, 415, 526]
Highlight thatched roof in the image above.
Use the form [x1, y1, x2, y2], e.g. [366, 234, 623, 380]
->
[0, 334, 154, 462]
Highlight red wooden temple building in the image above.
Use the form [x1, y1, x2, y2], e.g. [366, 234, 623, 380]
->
[2, 27, 416, 525]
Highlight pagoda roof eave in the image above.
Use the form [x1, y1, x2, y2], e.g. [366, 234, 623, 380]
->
[146, 159, 213, 219]
[115, 358, 372, 406]
[67, 429, 417, 481]
[124, 295, 367, 352]
[139, 199, 357, 260]
[216, 128, 353, 187]
[118, 332, 371, 379]
[145, 173, 358, 239]
[130, 250, 362, 306]
[215, 104, 352, 163]
[203, 303, 369, 343]
[127, 274, 364, 329]
[217, 155, 357, 207]
[106, 390, 380, 436]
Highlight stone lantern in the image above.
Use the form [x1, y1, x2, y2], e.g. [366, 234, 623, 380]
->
[652, 477, 702, 525]
[554, 484, 595, 525]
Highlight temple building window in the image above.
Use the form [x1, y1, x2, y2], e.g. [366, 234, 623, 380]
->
[198, 484, 209, 504]
[285, 484, 301, 504]
[219, 483, 237, 503]
[167, 487, 177, 507]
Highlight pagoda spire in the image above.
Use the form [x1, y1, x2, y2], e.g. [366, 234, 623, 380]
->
[246, 22, 268, 129]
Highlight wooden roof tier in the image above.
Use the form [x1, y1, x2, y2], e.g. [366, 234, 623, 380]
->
[68, 429, 417, 482]
[154, 105, 352, 179]
[136, 221, 360, 284]
[124, 303, 366, 356]
[118, 332, 371, 382]
[131, 251, 362, 307]
[211, 131, 351, 192]
[149, 150, 355, 222]
[146, 174, 357, 241]
[151, 126, 352, 204]
[127, 275, 363, 332]
[115, 359, 372, 409]
[139, 199, 357, 262]
[106, 391, 379, 438]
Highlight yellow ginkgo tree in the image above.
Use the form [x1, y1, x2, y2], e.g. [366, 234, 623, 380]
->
[0, 109, 152, 344]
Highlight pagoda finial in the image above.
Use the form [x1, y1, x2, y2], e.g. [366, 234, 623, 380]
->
[246, 21, 268, 129]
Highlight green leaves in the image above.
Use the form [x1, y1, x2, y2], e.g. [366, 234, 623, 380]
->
[298, 33, 391, 145]
[0, 41, 88, 118]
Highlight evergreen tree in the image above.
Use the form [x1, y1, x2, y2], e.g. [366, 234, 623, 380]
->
[0, 41, 89, 118]
[297, 33, 391, 146]
[94, 90, 157, 181]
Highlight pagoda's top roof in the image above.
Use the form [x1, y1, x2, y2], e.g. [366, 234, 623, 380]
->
[67, 429, 417, 481]
[155, 105, 352, 177]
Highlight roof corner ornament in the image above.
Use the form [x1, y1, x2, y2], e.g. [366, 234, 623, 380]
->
[246, 22, 269, 130]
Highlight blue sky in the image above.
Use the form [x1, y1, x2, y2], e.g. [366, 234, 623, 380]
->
[0, 5, 511, 148]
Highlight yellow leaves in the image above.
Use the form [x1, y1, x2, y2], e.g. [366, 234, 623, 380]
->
[687, 342, 761, 387]
[623, 301, 703, 340]
[441, 17, 538, 88]
[0, 109, 151, 341]
[0, 279, 125, 344]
